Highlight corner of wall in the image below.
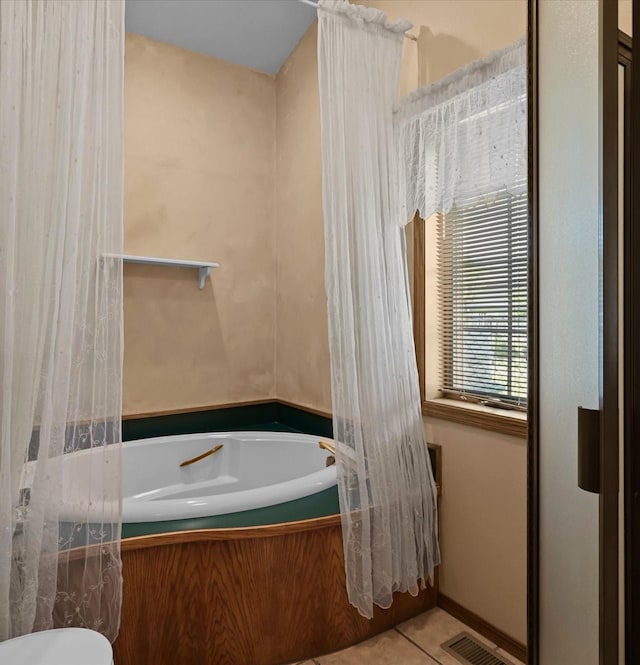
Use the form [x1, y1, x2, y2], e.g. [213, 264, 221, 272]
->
[274, 22, 332, 414]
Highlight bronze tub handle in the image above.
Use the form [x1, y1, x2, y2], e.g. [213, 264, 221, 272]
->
[319, 440, 336, 455]
[179, 444, 224, 468]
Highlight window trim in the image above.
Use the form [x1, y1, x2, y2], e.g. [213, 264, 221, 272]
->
[423, 397, 527, 439]
[412, 213, 527, 438]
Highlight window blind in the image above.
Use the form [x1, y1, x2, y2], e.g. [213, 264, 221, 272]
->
[437, 187, 528, 409]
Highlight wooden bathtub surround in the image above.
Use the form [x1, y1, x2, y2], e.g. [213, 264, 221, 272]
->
[114, 516, 437, 665]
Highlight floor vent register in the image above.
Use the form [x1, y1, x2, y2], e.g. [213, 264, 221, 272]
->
[441, 632, 516, 665]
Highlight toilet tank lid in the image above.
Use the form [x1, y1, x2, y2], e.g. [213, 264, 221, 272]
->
[0, 627, 113, 665]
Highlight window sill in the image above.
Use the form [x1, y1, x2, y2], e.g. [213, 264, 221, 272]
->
[422, 397, 528, 439]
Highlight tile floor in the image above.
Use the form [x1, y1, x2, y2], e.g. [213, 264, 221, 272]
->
[290, 608, 525, 665]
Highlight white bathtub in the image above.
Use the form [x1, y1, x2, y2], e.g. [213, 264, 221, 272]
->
[122, 431, 337, 523]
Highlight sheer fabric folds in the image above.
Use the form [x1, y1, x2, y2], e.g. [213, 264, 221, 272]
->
[317, 0, 439, 618]
[397, 37, 527, 223]
[0, 0, 124, 642]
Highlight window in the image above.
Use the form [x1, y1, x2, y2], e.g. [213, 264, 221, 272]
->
[401, 37, 528, 428]
[436, 187, 528, 410]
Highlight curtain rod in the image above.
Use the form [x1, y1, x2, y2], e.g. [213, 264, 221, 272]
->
[296, 0, 418, 41]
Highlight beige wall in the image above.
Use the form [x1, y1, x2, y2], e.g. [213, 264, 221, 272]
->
[369, 0, 526, 87]
[274, 0, 527, 645]
[275, 24, 332, 413]
[427, 420, 527, 643]
[620, 0, 632, 35]
[124, 34, 276, 415]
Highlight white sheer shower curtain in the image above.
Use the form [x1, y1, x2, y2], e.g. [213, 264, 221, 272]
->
[0, 0, 124, 642]
[317, 0, 439, 619]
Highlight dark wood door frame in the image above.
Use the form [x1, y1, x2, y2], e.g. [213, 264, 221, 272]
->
[599, 2, 620, 664]
[626, 2, 640, 662]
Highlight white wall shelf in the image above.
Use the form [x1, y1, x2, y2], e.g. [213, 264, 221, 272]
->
[104, 254, 219, 289]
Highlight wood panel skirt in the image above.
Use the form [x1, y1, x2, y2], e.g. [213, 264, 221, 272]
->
[113, 516, 437, 665]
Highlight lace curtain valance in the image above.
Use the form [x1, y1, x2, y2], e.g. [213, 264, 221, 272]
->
[397, 36, 527, 223]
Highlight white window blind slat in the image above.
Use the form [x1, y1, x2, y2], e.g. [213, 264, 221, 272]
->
[437, 187, 528, 409]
